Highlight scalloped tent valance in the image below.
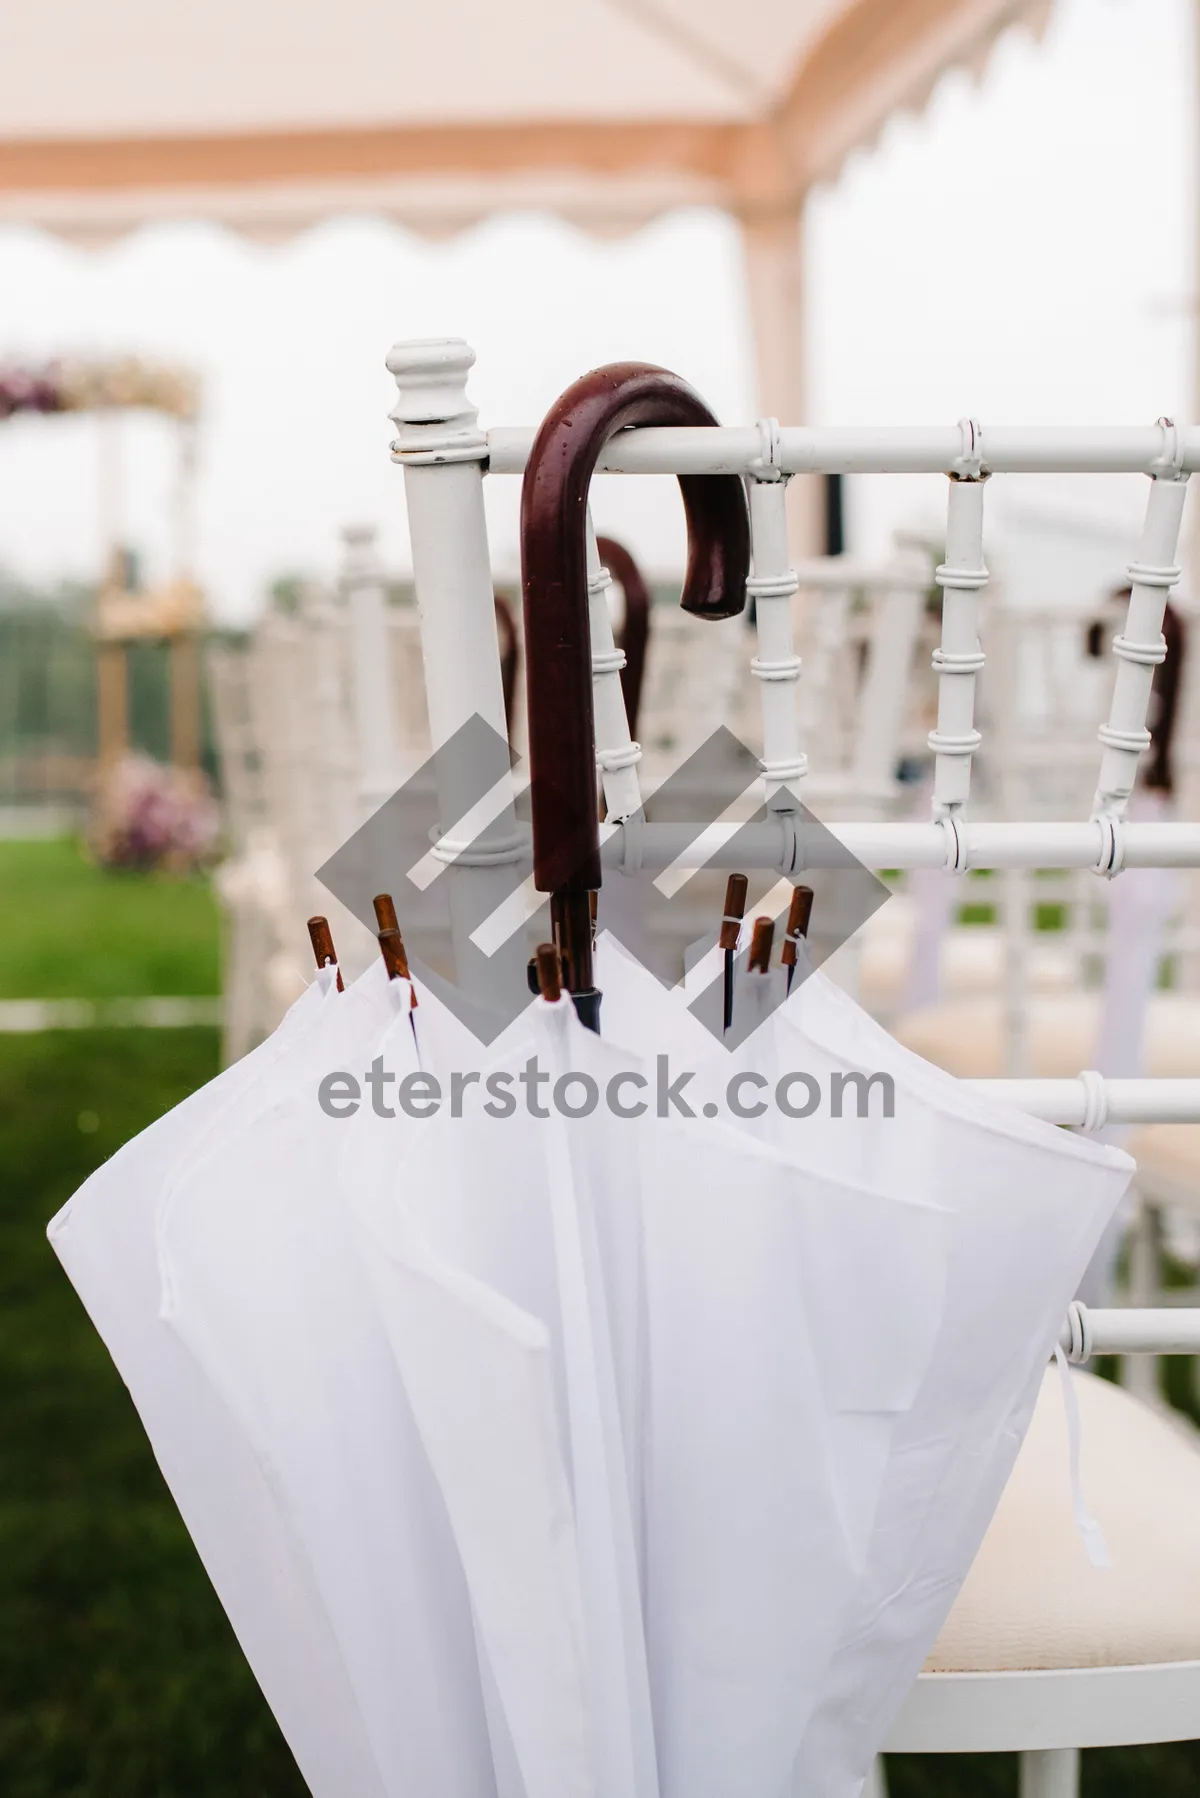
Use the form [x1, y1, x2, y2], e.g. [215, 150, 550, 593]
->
[0, 0, 1050, 245]
[0, 0, 1052, 549]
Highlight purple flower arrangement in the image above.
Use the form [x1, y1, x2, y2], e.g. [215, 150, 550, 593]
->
[0, 367, 62, 418]
[92, 753, 220, 874]
[0, 358, 198, 421]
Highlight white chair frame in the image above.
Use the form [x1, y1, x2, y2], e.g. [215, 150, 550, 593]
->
[384, 340, 1200, 1788]
[885, 1662, 1200, 1794]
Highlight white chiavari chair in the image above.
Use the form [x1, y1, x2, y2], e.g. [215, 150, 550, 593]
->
[383, 344, 1200, 1795]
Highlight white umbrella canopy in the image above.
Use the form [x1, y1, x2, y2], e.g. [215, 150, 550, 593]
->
[46, 970, 394, 1798]
[155, 961, 506, 1797]
[48, 896, 1132, 1798]
[597, 930, 1133, 1794]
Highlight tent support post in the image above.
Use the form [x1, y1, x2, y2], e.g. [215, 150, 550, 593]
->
[739, 200, 820, 561]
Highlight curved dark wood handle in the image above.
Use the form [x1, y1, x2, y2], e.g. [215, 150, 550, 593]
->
[521, 362, 749, 897]
[596, 535, 651, 742]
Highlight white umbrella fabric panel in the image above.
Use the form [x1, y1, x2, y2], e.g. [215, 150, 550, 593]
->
[344, 1107, 595, 1798]
[156, 963, 501, 1798]
[594, 938, 955, 1792]
[343, 981, 659, 1798]
[45, 971, 391, 1798]
[604, 931, 949, 1561]
[339, 983, 600, 1798]
[635, 1119, 949, 1798]
[529, 997, 660, 1798]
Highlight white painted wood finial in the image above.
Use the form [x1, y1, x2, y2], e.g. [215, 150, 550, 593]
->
[386, 337, 485, 462]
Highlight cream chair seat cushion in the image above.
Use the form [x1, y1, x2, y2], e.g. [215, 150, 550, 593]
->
[892, 993, 1200, 1081]
[1126, 1124, 1200, 1210]
[926, 1369, 1200, 1673]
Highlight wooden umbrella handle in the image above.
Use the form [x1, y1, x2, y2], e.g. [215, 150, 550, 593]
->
[596, 534, 652, 742]
[521, 362, 750, 900]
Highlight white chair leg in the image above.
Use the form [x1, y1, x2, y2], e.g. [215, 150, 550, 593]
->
[1019, 1747, 1080, 1798]
[1125, 1197, 1162, 1404]
[861, 1754, 888, 1797]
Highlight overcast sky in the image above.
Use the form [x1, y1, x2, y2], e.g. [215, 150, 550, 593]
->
[0, 0, 1195, 621]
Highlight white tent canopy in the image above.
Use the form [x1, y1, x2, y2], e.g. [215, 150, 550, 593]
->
[1, 0, 1050, 544]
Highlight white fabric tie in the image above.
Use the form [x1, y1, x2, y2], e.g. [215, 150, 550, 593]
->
[1053, 1344, 1111, 1571]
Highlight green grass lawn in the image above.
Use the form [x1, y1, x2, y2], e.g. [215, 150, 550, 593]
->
[0, 842, 303, 1794]
[1, 841, 1198, 1794]
[0, 1028, 306, 1798]
[0, 838, 220, 1001]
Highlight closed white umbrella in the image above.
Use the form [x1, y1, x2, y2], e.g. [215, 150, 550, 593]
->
[602, 929, 1133, 1793]
[46, 968, 393, 1798]
[342, 964, 659, 1798]
[155, 957, 500, 1797]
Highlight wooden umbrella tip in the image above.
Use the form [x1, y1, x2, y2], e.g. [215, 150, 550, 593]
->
[535, 942, 563, 1002]
[306, 915, 344, 990]
[719, 871, 749, 951]
[377, 924, 413, 987]
[306, 914, 335, 964]
[372, 892, 399, 933]
[748, 915, 775, 973]
[781, 884, 814, 966]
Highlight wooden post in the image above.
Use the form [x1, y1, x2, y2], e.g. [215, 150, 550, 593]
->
[739, 201, 820, 560]
[96, 640, 128, 770]
[170, 631, 202, 771]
